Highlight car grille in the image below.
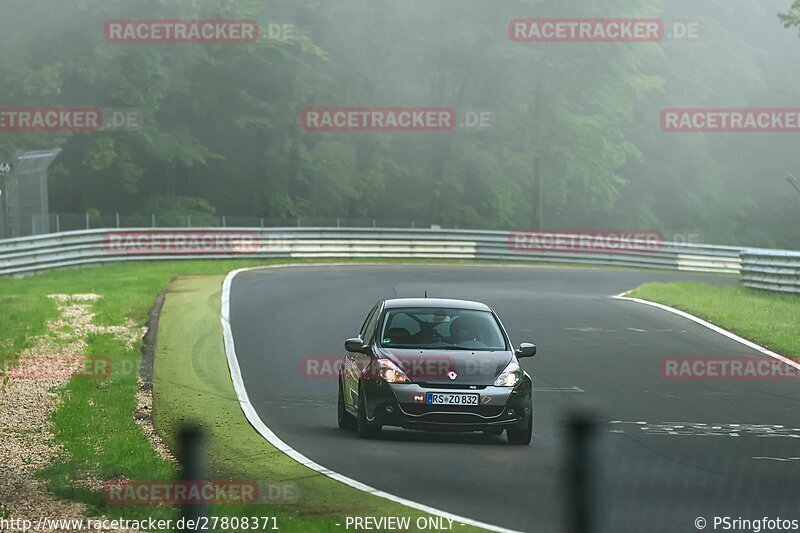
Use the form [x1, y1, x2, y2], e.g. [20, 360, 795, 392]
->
[401, 403, 504, 418]
[414, 382, 488, 390]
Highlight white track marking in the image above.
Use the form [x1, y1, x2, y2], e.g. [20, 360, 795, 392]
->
[221, 265, 520, 533]
[609, 421, 800, 438]
[753, 457, 800, 462]
[612, 293, 800, 373]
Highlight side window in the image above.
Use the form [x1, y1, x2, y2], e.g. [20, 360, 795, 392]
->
[359, 303, 379, 339]
[361, 304, 382, 343]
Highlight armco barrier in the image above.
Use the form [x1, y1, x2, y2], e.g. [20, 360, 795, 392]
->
[0, 227, 749, 277]
[741, 250, 800, 294]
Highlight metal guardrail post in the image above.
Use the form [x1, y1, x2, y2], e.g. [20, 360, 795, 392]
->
[85, 212, 90, 229]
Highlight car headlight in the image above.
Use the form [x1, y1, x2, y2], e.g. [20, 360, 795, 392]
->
[375, 358, 411, 383]
[494, 361, 521, 387]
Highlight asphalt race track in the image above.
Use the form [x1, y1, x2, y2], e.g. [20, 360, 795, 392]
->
[228, 265, 800, 532]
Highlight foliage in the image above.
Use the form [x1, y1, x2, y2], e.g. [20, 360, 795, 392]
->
[1, 0, 799, 247]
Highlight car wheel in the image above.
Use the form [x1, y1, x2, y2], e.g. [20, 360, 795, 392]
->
[356, 384, 381, 439]
[337, 378, 356, 430]
[483, 428, 504, 436]
[506, 414, 532, 445]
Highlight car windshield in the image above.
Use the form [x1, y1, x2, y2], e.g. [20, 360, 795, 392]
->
[379, 307, 506, 351]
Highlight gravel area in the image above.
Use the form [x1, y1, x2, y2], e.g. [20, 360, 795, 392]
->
[134, 376, 177, 467]
[0, 294, 145, 532]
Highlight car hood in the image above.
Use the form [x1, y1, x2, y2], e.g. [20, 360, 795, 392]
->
[376, 347, 513, 386]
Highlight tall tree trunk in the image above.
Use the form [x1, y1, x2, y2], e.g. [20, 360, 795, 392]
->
[530, 76, 546, 229]
[165, 162, 176, 197]
[429, 133, 455, 224]
[531, 157, 543, 229]
[427, 40, 486, 224]
[286, 129, 300, 203]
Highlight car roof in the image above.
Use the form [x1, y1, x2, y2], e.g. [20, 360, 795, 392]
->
[382, 298, 492, 311]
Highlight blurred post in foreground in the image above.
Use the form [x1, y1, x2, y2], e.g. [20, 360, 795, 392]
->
[180, 425, 207, 532]
[565, 412, 601, 533]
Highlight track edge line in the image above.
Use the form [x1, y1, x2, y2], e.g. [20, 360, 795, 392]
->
[612, 293, 800, 371]
[220, 265, 521, 533]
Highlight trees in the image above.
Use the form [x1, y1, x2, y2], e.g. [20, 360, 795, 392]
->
[1, 0, 798, 247]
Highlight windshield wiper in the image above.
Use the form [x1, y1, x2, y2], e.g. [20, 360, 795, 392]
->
[438, 344, 480, 350]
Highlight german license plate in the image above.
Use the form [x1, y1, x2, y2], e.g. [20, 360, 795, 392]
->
[426, 393, 479, 406]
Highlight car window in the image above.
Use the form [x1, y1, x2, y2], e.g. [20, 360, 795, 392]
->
[359, 303, 379, 338]
[379, 307, 506, 351]
[361, 303, 382, 342]
[385, 311, 421, 336]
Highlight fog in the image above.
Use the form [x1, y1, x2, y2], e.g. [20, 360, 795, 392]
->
[1, 0, 799, 247]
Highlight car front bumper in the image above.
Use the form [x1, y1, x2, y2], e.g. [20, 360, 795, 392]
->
[362, 379, 533, 432]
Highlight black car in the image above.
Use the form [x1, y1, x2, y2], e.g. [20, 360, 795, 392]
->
[337, 298, 536, 444]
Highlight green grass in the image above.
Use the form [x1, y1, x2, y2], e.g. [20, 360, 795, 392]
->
[630, 281, 800, 358]
[0, 260, 272, 523]
[0, 292, 57, 371]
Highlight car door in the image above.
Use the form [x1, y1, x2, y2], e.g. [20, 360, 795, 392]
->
[344, 302, 381, 411]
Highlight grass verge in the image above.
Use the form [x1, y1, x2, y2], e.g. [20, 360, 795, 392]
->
[0, 260, 271, 525]
[629, 281, 800, 358]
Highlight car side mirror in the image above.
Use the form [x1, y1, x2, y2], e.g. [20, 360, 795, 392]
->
[515, 343, 537, 358]
[345, 337, 369, 354]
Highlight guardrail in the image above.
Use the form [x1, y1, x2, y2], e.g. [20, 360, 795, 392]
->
[0, 227, 753, 278]
[741, 250, 800, 294]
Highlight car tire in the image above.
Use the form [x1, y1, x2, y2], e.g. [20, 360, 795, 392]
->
[483, 428, 504, 436]
[338, 378, 356, 430]
[506, 414, 532, 445]
[356, 384, 381, 439]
